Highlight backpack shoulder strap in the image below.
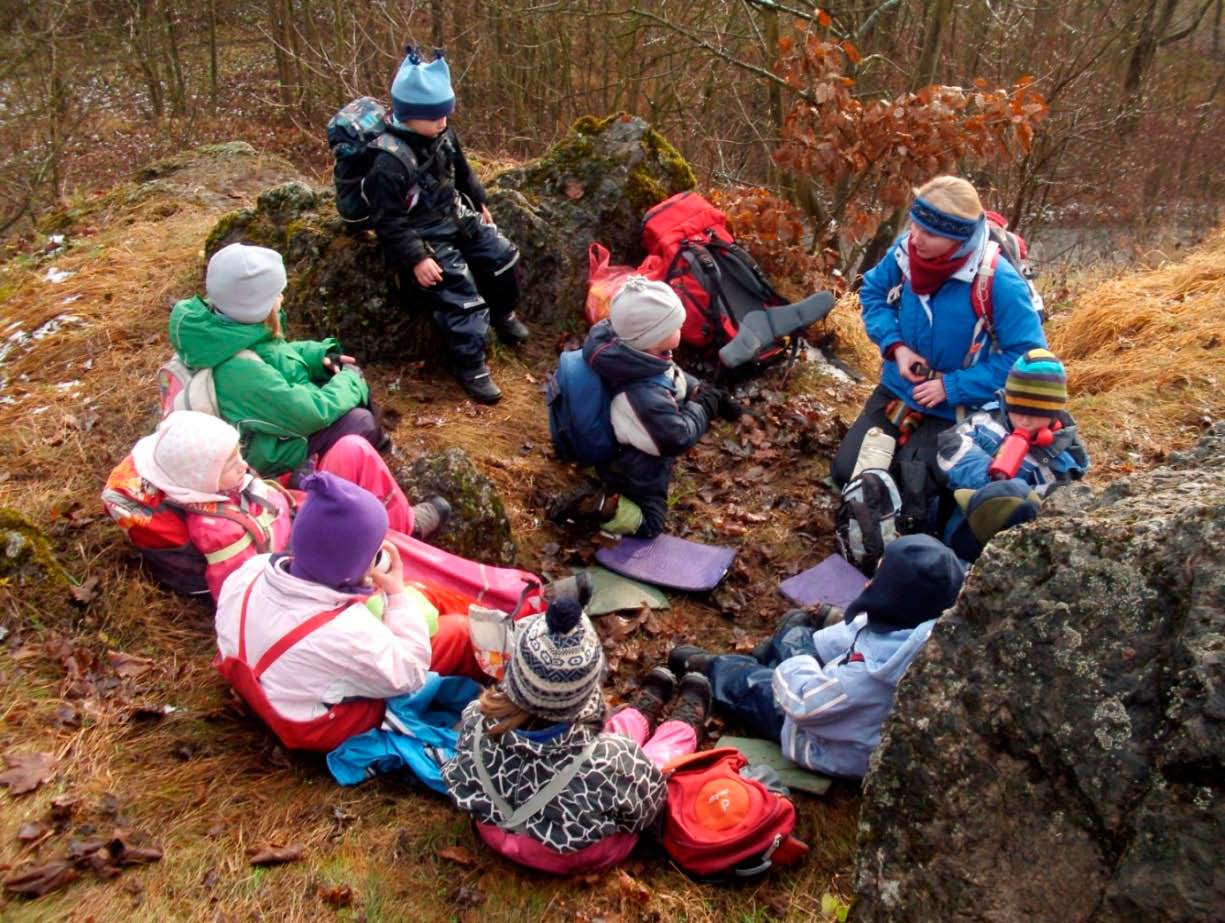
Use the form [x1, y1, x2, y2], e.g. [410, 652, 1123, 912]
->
[369, 133, 418, 176]
[470, 723, 600, 831]
[176, 499, 276, 566]
[965, 240, 1002, 368]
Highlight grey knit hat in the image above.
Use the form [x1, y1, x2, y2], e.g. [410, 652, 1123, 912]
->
[503, 599, 605, 723]
[205, 242, 287, 324]
[610, 275, 686, 351]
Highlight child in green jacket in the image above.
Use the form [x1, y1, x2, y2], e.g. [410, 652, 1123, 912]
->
[169, 243, 389, 477]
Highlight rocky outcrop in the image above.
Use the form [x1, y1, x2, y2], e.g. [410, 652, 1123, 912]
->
[851, 424, 1225, 923]
[399, 448, 517, 566]
[203, 115, 694, 360]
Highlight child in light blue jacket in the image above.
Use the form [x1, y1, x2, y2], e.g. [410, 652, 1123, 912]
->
[669, 535, 965, 779]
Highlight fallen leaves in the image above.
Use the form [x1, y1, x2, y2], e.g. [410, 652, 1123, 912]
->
[0, 751, 56, 796]
[248, 843, 305, 866]
[3, 828, 162, 899]
[436, 845, 478, 867]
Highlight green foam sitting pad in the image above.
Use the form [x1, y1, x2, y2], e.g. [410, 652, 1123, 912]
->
[717, 735, 833, 796]
[579, 566, 671, 616]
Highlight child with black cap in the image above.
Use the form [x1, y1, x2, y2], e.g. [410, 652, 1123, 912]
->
[443, 594, 712, 874]
[669, 535, 965, 779]
[363, 48, 527, 404]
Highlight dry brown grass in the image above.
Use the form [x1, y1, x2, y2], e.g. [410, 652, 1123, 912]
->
[1050, 229, 1225, 472]
[0, 156, 861, 923]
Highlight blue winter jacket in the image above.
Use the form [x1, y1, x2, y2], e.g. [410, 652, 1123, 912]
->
[936, 397, 1090, 494]
[860, 233, 1047, 420]
[772, 615, 935, 778]
[583, 320, 712, 510]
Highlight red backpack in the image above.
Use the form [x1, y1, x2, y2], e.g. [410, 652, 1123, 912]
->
[964, 211, 1045, 368]
[661, 747, 808, 878]
[101, 454, 276, 596]
[642, 192, 790, 362]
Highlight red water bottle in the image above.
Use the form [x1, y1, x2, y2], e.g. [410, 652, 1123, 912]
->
[988, 431, 1031, 480]
[988, 422, 1061, 481]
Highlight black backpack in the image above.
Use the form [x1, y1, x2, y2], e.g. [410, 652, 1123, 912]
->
[835, 468, 902, 575]
[326, 97, 418, 225]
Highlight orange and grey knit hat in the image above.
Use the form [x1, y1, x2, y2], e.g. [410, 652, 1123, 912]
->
[1004, 349, 1067, 418]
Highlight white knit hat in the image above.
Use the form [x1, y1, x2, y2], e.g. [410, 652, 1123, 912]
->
[205, 243, 287, 324]
[131, 411, 241, 505]
[609, 276, 685, 351]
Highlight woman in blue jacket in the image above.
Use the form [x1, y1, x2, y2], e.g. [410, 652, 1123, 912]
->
[831, 177, 1046, 527]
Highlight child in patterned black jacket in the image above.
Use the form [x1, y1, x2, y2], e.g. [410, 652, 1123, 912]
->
[442, 597, 710, 874]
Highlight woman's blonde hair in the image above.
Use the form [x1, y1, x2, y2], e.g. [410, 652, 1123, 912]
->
[478, 686, 532, 738]
[913, 176, 983, 220]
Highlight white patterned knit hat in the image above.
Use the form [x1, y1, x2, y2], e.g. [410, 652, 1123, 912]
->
[503, 599, 605, 723]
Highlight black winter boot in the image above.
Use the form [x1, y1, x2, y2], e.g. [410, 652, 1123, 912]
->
[493, 311, 530, 346]
[667, 644, 715, 679]
[625, 666, 676, 724]
[410, 496, 451, 541]
[670, 673, 713, 737]
[453, 361, 502, 404]
[547, 483, 619, 525]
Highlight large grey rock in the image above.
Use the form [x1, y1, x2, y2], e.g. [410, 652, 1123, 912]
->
[202, 115, 694, 359]
[851, 424, 1225, 923]
[486, 114, 694, 329]
[400, 448, 517, 566]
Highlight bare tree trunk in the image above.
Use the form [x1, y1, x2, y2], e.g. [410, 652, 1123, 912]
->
[912, 0, 954, 90]
[207, 0, 219, 113]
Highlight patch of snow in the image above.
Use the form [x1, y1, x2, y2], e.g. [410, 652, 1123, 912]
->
[45, 266, 74, 284]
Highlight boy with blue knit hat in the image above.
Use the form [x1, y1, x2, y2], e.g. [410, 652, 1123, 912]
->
[936, 348, 1089, 559]
[668, 534, 965, 779]
[363, 48, 528, 404]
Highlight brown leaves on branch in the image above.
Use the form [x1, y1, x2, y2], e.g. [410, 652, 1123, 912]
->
[772, 24, 1049, 254]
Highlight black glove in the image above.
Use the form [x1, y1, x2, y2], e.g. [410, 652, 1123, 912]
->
[693, 387, 721, 422]
[715, 389, 744, 422]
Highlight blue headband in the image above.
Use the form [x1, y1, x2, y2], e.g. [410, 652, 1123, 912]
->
[910, 197, 980, 241]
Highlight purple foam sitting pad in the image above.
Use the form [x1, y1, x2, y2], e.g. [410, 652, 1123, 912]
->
[779, 554, 869, 611]
[595, 535, 737, 592]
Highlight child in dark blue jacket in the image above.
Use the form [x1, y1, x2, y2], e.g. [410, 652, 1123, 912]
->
[364, 49, 529, 405]
[552, 277, 737, 538]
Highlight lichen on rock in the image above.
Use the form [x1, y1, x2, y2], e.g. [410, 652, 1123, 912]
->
[398, 448, 517, 566]
[850, 422, 1225, 923]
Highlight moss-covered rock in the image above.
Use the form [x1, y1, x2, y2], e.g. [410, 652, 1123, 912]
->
[399, 449, 517, 566]
[201, 115, 695, 357]
[1, 508, 75, 621]
[489, 114, 695, 328]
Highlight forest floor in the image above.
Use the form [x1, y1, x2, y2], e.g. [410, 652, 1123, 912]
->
[0, 140, 1223, 923]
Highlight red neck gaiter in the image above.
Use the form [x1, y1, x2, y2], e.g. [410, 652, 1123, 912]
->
[907, 237, 971, 296]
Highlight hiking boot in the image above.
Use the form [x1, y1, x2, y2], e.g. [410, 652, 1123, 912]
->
[670, 673, 713, 735]
[547, 483, 619, 525]
[625, 666, 676, 724]
[410, 496, 451, 541]
[453, 362, 502, 405]
[667, 644, 715, 679]
[493, 311, 530, 346]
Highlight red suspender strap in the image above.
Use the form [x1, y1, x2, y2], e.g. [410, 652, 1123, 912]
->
[238, 578, 258, 663]
[252, 603, 350, 679]
[237, 575, 352, 679]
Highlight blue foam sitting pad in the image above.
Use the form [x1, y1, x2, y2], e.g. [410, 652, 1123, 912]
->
[595, 535, 737, 592]
[779, 554, 868, 610]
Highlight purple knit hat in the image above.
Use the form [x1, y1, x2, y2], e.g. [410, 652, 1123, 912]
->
[289, 472, 388, 590]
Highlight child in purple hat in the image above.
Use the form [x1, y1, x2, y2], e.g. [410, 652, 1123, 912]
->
[213, 472, 481, 751]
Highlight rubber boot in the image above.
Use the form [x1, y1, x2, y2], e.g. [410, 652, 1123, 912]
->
[667, 644, 715, 679]
[493, 311, 530, 346]
[410, 496, 451, 541]
[453, 361, 502, 405]
[670, 673, 713, 737]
